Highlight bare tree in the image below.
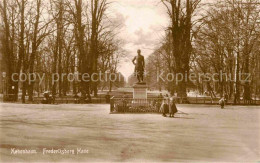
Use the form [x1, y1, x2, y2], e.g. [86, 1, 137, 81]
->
[90, 0, 109, 96]
[0, 0, 16, 98]
[161, 0, 201, 99]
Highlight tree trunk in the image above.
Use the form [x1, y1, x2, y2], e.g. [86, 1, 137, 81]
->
[15, 0, 25, 102]
[58, 0, 63, 97]
[234, 52, 240, 104]
[28, 0, 41, 101]
[243, 52, 251, 101]
[2, 0, 15, 99]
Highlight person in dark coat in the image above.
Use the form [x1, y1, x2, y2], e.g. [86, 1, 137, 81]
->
[169, 98, 178, 117]
[160, 94, 170, 117]
[160, 99, 168, 117]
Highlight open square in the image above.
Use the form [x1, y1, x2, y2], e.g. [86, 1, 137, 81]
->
[0, 103, 259, 162]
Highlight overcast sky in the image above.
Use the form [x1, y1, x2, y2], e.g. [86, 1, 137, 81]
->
[108, 0, 169, 80]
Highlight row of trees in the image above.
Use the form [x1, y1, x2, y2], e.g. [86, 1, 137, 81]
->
[0, 0, 125, 102]
[146, 0, 260, 102]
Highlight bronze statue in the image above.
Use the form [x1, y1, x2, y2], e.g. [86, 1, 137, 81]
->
[132, 49, 145, 83]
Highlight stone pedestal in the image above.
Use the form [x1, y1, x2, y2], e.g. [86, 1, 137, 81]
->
[133, 83, 148, 99]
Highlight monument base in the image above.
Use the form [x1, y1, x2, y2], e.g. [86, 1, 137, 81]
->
[133, 83, 148, 99]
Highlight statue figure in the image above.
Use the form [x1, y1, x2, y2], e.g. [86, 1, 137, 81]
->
[132, 49, 145, 83]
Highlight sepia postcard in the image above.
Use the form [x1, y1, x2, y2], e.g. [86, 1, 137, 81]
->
[0, 0, 259, 162]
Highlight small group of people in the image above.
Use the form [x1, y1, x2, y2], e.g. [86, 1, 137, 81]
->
[159, 94, 178, 117]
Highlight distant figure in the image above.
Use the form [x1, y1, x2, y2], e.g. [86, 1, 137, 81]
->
[132, 49, 145, 83]
[160, 94, 170, 117]
[160, 99, 167, 117]
[219, 97, 225, 109]
[165, 94, 170, 105]
[169, 98, 178, 117]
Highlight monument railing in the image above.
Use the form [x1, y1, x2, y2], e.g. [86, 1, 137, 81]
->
[110, 97, 164, 113]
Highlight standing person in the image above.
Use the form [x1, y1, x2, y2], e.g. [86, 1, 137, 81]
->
[169, 98, 178, 117]
[160, 94, 170, 117]
[165, 94, 170, 106]
[219, 97, 225, 109]
[160, 99, 167, 117]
